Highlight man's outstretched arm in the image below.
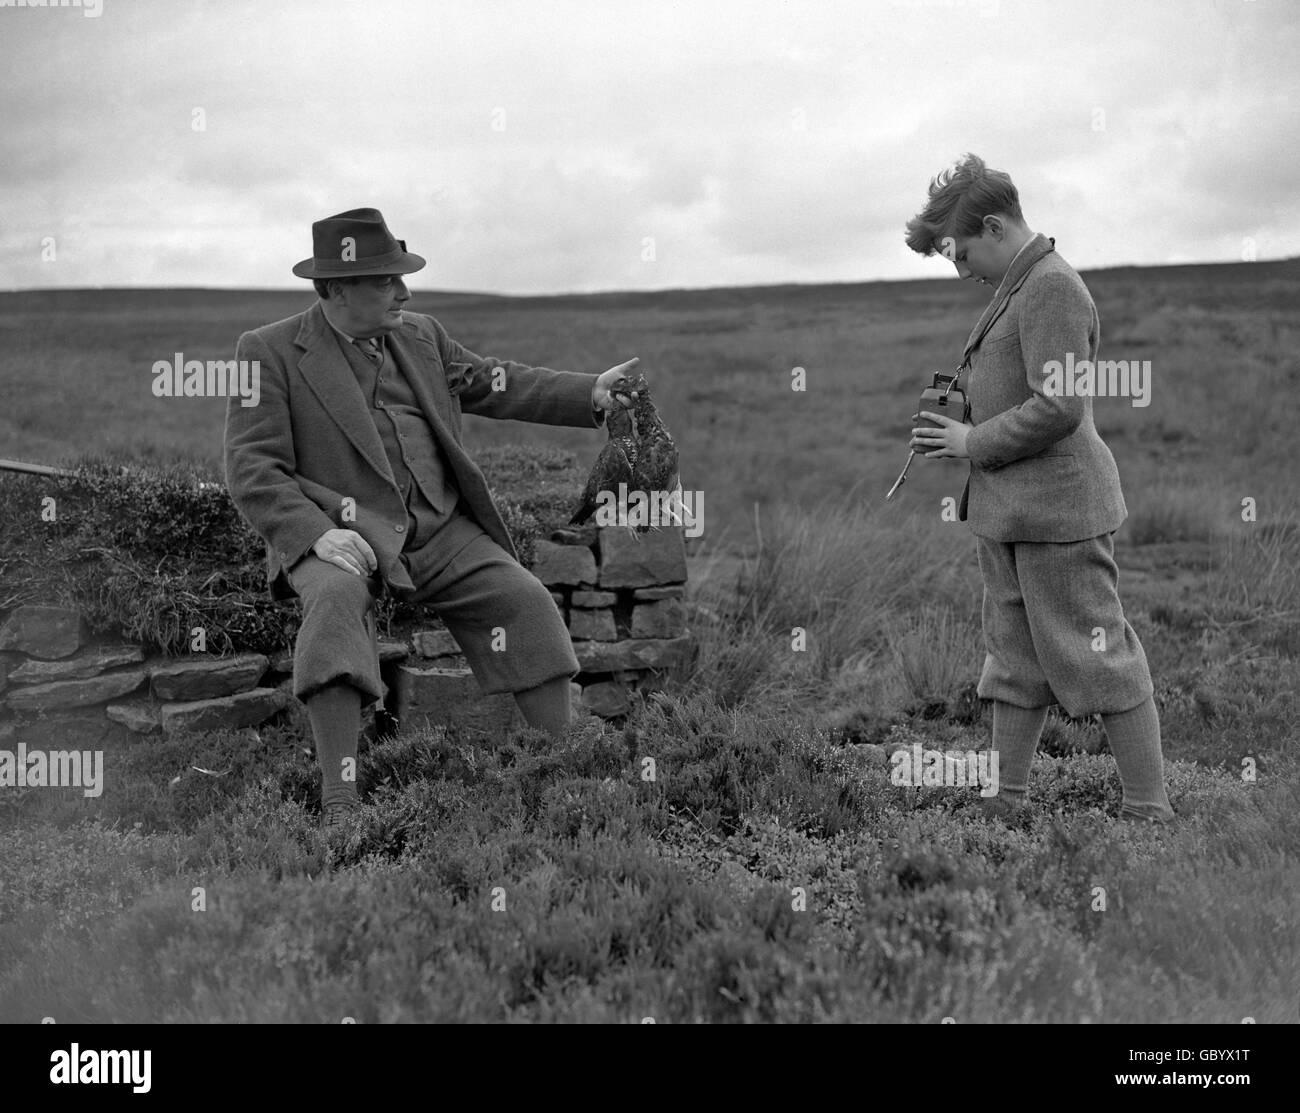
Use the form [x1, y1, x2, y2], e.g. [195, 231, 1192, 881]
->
[431, 317, 633, 427]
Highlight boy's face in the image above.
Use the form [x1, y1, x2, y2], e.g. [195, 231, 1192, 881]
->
[938, 214, 1025, 286]
[939, 229, 1001, 284]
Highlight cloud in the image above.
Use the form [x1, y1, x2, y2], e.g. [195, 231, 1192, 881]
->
[0, 0, 1296, 292]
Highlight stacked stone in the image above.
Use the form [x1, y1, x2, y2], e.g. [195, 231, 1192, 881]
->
[392, 526, 691, 729]
[0, 526, 694, 749]
[0, 604, 291, 749]
[533, 525, 692, 718]
[391, 626, 523, 737]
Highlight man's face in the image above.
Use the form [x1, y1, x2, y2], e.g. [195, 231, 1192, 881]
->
[330, 274, 411, 336]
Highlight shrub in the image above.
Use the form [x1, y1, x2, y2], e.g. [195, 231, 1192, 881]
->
[887, 604, 983, 714]
[0, 446, 588, 655]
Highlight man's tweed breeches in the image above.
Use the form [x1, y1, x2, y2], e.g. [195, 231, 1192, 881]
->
[288, 512, 578, 703]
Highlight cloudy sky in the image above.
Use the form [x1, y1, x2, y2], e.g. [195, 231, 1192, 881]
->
[2, 0, 1296, 294]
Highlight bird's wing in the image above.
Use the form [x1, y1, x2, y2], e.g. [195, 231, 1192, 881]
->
[633, 435, 679, 493]
[570, 440, 635, 524]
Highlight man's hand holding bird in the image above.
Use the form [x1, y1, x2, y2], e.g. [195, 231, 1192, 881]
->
[593, 357, 642, 414]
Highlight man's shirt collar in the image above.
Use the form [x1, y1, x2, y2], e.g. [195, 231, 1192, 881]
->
[321, 308, 362, 345]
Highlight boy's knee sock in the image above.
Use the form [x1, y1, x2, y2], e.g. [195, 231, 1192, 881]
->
[992, 701, 1049, 801]
[306, 681, 363, 808]
[514, 675, 571, 739]
[1102, 695, 1174, 820]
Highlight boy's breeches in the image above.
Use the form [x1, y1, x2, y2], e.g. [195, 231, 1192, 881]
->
[287, 513, 579, 704]
[974, 531, 1153, 717]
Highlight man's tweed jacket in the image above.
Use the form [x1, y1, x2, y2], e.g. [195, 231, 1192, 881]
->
[958, 233, 1127, 543]
[224, 301, 603, 601]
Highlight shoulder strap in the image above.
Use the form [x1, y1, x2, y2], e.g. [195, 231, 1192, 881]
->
[956, 236, 1057, 380]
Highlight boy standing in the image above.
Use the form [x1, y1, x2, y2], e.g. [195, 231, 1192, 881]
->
[904, 154, 1175, 825]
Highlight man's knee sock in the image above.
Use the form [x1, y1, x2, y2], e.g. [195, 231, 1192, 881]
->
[992, 701, 1049, 801]
[306, 681, 363, 807]
[1102, 695, 1174, 821]
[514, 675, 571, 738]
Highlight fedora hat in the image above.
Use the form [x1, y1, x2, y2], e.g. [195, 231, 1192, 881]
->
[292, 207, 426, 279]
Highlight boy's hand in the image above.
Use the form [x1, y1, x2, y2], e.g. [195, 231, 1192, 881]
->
[910, 411, 972, 459]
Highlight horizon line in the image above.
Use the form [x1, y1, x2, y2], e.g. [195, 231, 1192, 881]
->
[1, 253, 1294, 299]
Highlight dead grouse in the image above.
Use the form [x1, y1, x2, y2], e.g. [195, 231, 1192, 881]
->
[569, 373, 679, 532]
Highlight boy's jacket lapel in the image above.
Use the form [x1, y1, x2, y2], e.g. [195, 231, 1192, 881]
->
[961, 234, 1056, 365]
[956, 233, 1055, 523]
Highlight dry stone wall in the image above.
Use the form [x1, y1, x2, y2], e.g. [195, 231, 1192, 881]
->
[0, 604, 290, 751]
[0, 525, 692, 748]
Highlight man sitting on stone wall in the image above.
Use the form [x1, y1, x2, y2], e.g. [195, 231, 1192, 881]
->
[224, 208, 636, 826]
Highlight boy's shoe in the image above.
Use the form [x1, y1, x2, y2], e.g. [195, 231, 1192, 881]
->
[1119, 806, 1176, 827]
[321, 800, 360, 829]
[979, 794, 1027, 822]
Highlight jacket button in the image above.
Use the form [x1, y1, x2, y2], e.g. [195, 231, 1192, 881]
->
[394, 524, 405, 533]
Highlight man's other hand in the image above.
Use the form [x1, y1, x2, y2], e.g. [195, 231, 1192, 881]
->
[311, 528, 378, 577]
[593, 357, 640, 412]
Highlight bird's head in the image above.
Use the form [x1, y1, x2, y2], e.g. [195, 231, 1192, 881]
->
[611, 373, 651, 413]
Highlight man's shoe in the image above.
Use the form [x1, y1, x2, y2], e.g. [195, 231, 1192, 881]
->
[321, 800, 360, 829]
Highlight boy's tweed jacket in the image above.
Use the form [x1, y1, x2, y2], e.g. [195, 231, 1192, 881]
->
[224, 301, 603, 601]
[959, 233, 1127, 542]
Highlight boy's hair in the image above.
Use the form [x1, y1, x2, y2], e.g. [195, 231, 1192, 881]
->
[904, 154, 1024, 256]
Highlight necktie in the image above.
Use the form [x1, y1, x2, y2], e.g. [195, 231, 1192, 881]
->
[356, 336, 383, 366]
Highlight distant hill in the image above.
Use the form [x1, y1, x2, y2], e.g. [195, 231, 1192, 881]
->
[1, 257, 1295, 543]
[5, 254, 1298, 312]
